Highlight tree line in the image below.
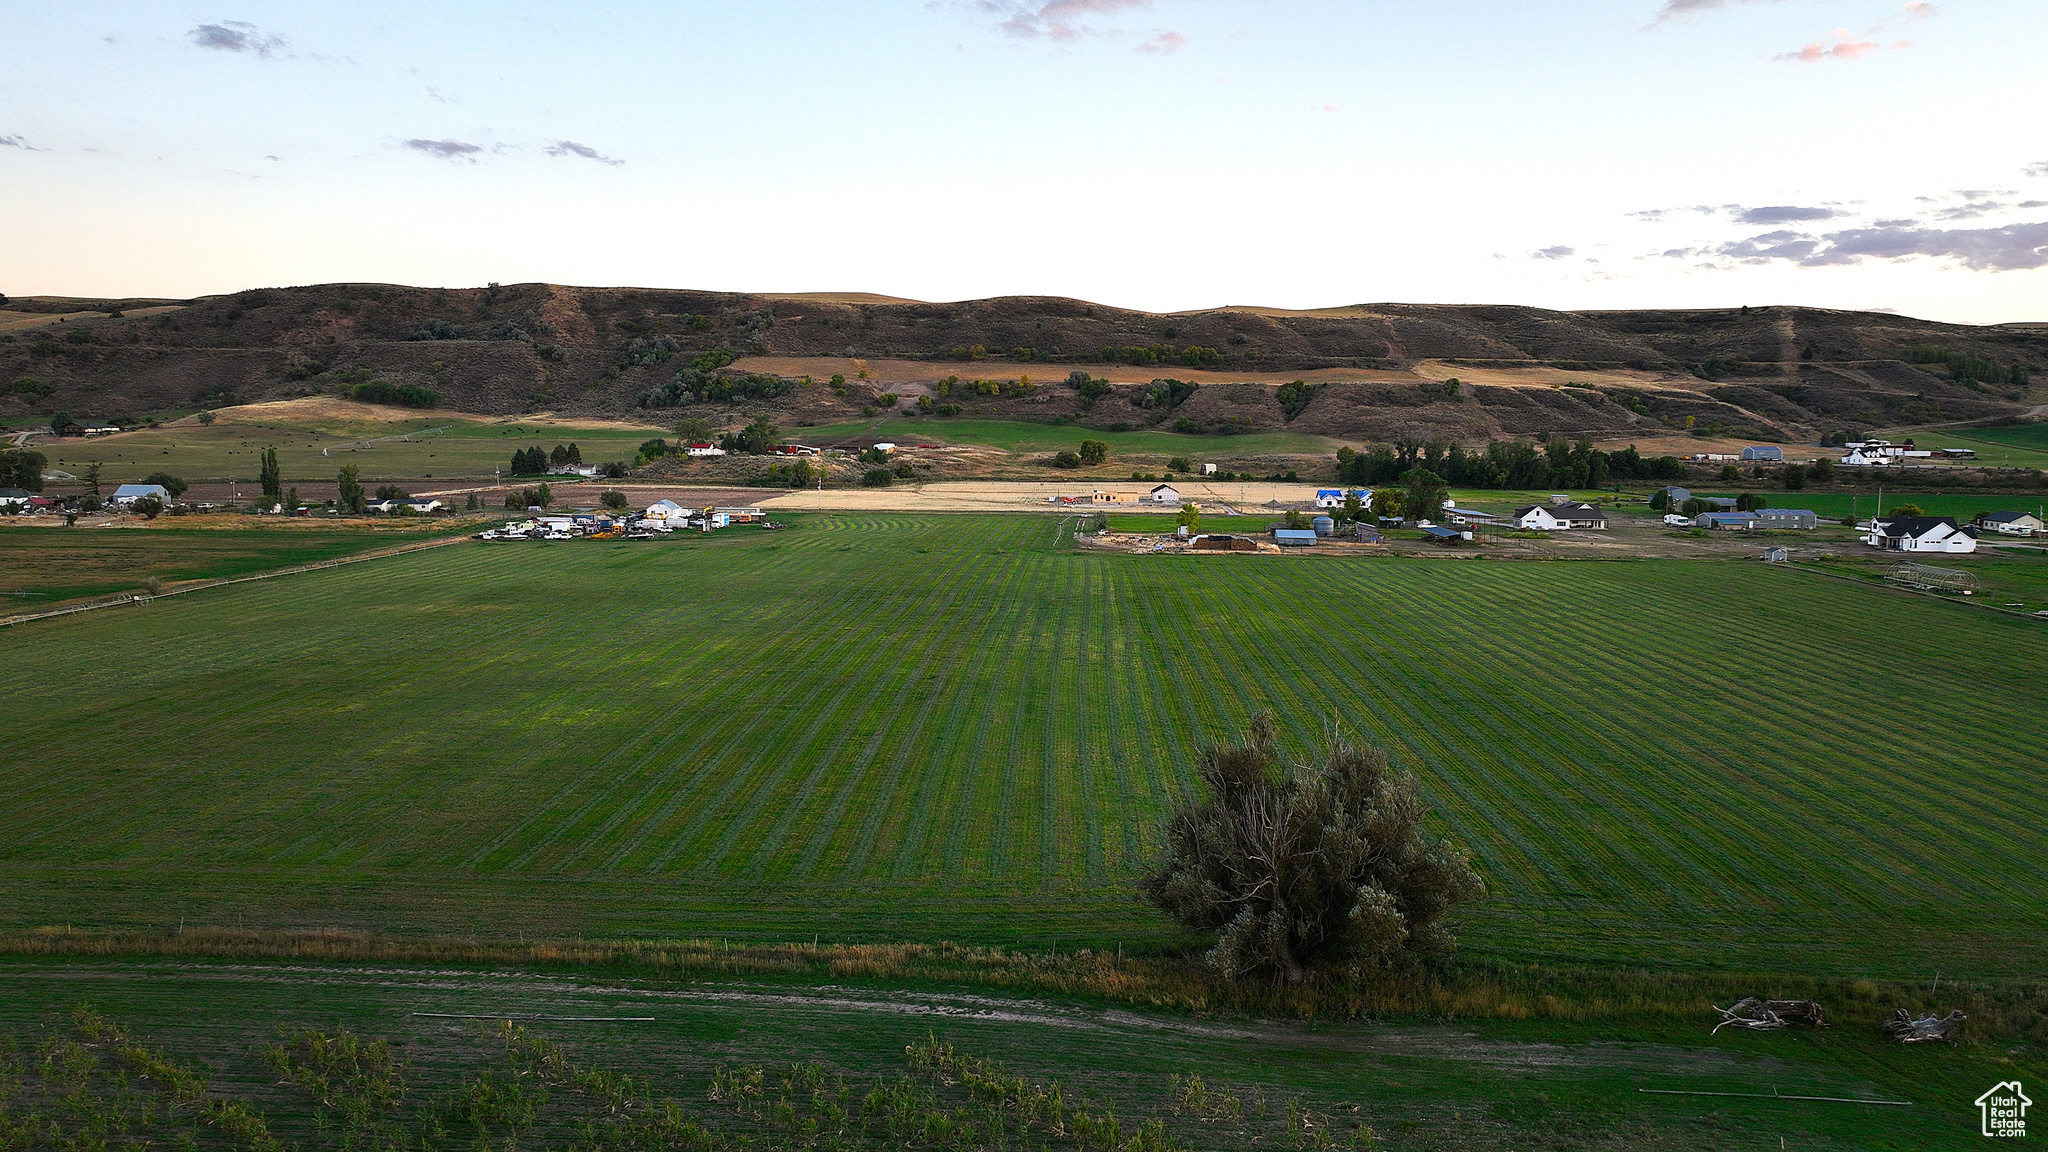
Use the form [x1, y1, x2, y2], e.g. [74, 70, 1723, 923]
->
[1337, 438, 1684, 490]
[508, 444, 583, 475]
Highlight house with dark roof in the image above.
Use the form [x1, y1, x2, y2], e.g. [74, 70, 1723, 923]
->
[1513, 501, 1608, 530]
[1976, 510, 2044, 536]
[1863, 515, 1978, 554]
[1148, 483, 1182, 505]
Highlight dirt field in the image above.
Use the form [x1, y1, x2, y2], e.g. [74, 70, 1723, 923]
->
[179, 396, 671, 435]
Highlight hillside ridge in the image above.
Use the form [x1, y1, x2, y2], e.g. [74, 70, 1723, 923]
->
[4, 283, 2043, 443]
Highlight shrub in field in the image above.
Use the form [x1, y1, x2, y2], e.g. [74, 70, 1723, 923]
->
[601, 490, 629, 512]
[1052, 450, 1081, 470]
[862, 468, 893, 488]
[1142, 713, 1485, 985]
[130, 496, 164, 519]
[1078, 439, 1109, 466]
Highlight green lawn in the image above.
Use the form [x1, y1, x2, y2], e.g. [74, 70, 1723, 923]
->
[795, 416, 1333, 457]
[0, 521, 472, 605]
[2, 515, 2043, 980]
[39, 416, 662, 484]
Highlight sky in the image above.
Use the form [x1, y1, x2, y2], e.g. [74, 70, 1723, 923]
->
[3, 0, 2046, 322]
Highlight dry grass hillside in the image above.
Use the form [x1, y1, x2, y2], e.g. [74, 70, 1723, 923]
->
[4, 283, 2043, 445]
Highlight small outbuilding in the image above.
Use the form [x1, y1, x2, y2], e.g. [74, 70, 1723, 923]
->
[1741, 446, 1784, 462]
[1272, 528, 1317, 547]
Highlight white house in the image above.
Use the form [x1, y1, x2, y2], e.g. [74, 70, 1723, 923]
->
[405, 498, 443, 513]
[1315, 488, 1371, 510]
[1840, 448, 1893, 467]
[644, 498, 688, 521]
[1864, 515, 1977, 553]
[1976, 511, 2045, 536]
[1513, 501, 1609, 530]
[1148, 484, 1182, 505]
[110, 483, 169, 506]
[684, 443, 726, 458]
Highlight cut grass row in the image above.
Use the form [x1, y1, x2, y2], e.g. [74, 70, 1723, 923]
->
[1, 515, 2044, 977]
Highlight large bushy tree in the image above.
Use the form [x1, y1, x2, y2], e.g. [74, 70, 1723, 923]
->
[0, 448, 47, 492]
[1141, 714, 1484, 985]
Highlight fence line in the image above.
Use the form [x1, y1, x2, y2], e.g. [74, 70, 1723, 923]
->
[0, 534, 471, 629]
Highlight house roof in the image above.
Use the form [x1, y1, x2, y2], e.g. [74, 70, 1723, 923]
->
[1982, 511, 2038, 523]
[1756, 508, 1814, 516]
[1880, 515, 1961, 538]
[1272, 529, 1317, 540]
[1702, 512, 1759, 523]
[1150, 484, 1179, 493]
[1419, 525, 1462, 540]
[0, 487, 33, 500]
[112, 484, 167, 497]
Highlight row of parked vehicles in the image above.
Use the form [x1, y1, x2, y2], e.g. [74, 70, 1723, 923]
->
[474, 510, 778, 541]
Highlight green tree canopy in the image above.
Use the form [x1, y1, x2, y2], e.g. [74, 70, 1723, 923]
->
[1141, 714, 1484, 985]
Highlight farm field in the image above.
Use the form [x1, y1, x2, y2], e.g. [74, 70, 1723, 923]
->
[3, 515, 2045, 979]
[0, 520, 473, 606]
[35, 403, 665, 484]
[1906, 420, 2048, 469]
[0, 956, 2017, 1150]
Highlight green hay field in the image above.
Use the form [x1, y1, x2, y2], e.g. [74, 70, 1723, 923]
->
[39, 416, 661, 484]
[0, 521, 474, 604]
[2, 516, 2044, 979]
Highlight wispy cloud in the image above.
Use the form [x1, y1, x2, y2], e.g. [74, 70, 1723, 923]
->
[188, 20, 289, 58]
[1532, 246, 1576, 260]
[1135, 30, 1186, 54]
[1734, 205, 1839, 225]
[0, 133, 48, 152]
[402, 138, 481, 161]
[1692, 221, 2048, 271]
[2026, 161, 2048, 179]
[544, 140, 623, 166]
[1903, 1, 1937, 18]
[970, 0, 1152, 42]
[1779, 37, 1887, 62]
[1649, 0, 1776, 25]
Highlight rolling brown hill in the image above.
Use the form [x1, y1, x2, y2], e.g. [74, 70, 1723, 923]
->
[3, 283, 2042, 444]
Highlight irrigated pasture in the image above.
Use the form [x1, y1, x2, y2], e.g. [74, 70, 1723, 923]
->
[2, 516, 2043, 977]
